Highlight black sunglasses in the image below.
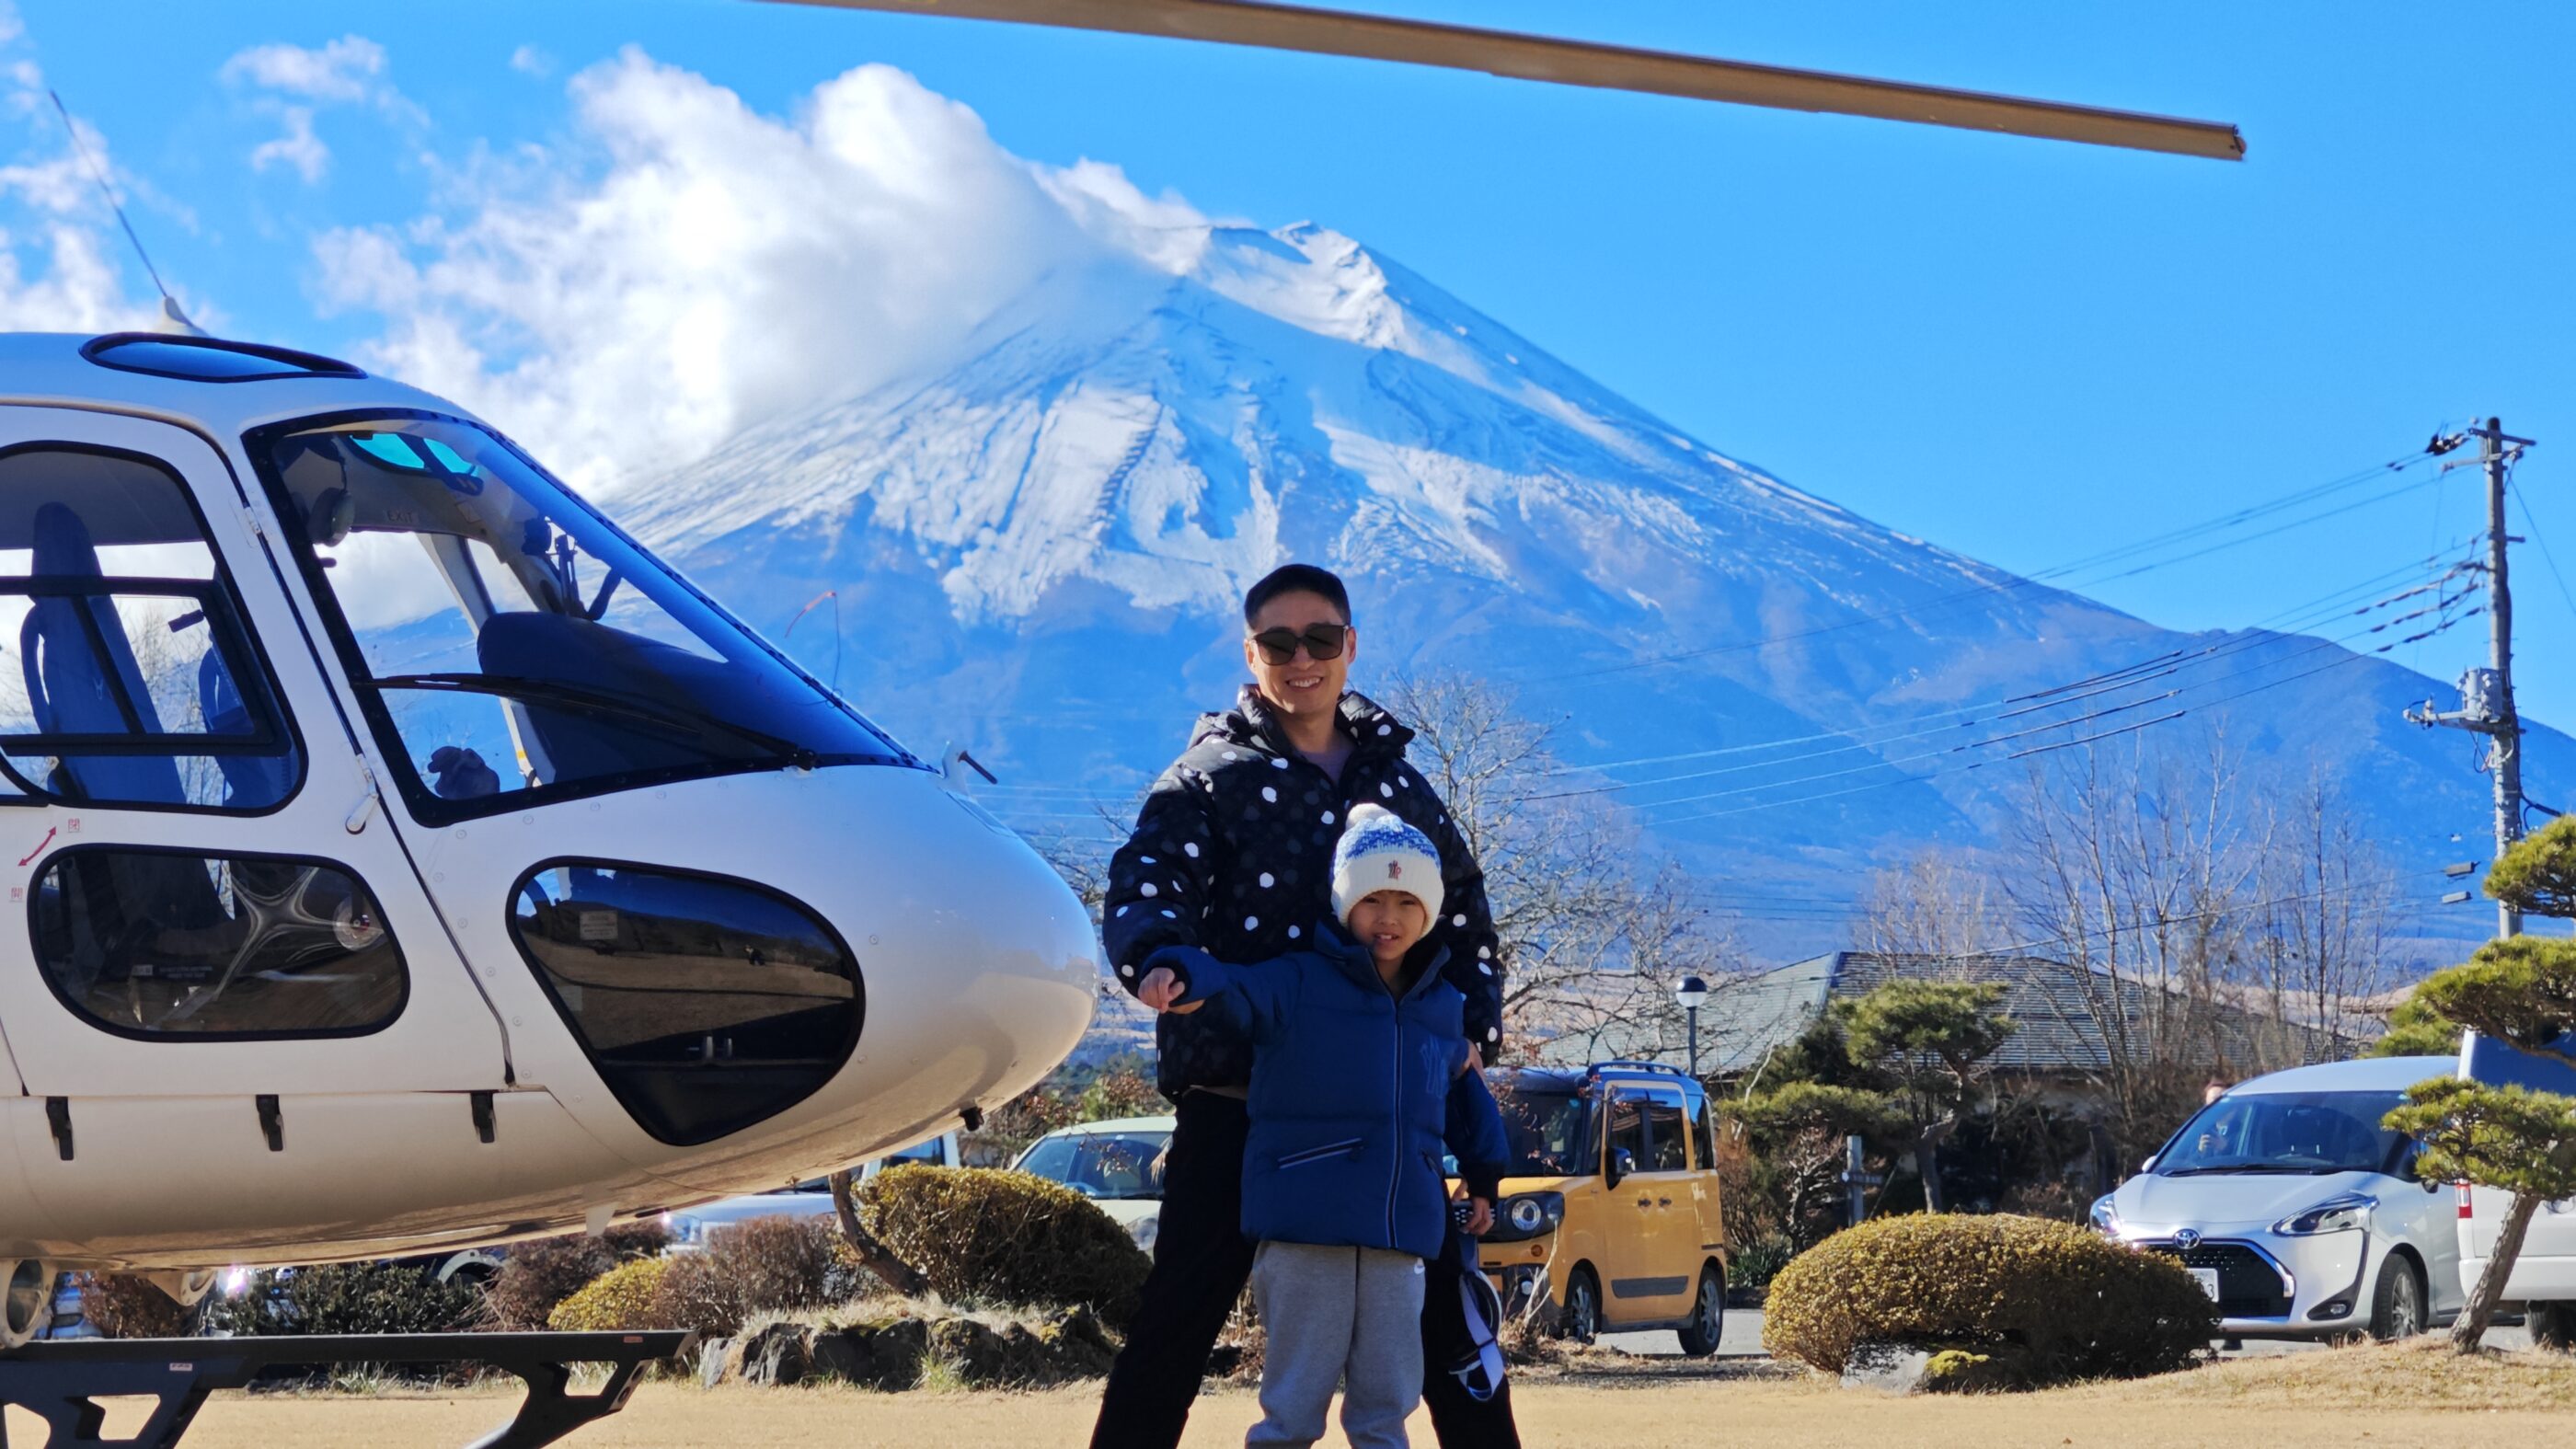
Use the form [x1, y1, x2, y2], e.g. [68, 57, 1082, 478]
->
[1249, 622, 1349, 664]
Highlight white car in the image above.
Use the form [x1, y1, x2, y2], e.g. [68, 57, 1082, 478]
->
[2091, 1055, 2462, 1340]
[661, 1133, 960, 1248]
[2455, 1030, 2576, 1346]
[1011, 1116, 1176, 1251]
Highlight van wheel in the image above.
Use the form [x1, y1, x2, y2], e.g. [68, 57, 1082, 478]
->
[1558, 1266, 1602, 1344]
[0, 1260, 52, 1350]
[1675, 1266, 1725, 1357]
[2368, 1255, 2424, 1341]
[2528, 1303, 2574, 1351]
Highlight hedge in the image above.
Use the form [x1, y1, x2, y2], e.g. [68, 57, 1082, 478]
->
[1763, 1213, 2215, 1388]
[857, 1167, 1150, 1325]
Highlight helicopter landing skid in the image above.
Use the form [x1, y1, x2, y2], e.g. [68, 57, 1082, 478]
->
[0, 1329, 695, 1448]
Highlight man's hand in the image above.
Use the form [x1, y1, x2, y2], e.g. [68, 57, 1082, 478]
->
[1465, 1196, 1493, 1236]
[1137, 966, 1196, 1014]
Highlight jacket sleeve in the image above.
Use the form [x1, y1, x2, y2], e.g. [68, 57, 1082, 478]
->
[1443, 1068, 1510, 1203]
[1101, 755, 1221, 994]
[1421, 788, 1507, 1062]
[1142, 945, 1298, 1045]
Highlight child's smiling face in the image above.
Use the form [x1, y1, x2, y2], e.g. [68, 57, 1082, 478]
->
[1347, 890, 1429, 965]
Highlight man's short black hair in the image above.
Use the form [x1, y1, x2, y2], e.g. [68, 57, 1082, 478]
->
[1242, 562, 1351, 627]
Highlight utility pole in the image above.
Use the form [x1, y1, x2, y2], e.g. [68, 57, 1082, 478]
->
[2408, 418, 2538, 938]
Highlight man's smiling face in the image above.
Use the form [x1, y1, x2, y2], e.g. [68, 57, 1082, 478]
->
[1244, 588, 1354, 721]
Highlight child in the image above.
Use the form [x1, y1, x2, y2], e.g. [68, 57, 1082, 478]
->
[1136, 804, 1508, 1449]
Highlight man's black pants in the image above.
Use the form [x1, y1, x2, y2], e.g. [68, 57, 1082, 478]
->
[1089, 1092, 1520, 1449]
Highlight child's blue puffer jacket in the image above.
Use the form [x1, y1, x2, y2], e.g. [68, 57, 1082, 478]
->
[1146, 923, 1510, 1260]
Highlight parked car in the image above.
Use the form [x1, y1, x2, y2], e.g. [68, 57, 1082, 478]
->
[1470, 1062, 1729, 1354]
[661, 1133, 960, 1248]
[2455, 1029, 2576, 1346]
[1010, 1116, 1176, 1251]
[2090, 1054, 2461, 1340]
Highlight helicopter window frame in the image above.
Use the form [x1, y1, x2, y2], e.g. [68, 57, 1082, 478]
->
[504, 857, 867, 1147]
[23, 842, 411, 1043]
[0, 441, 309, 817]
[239, 407, 920, 829]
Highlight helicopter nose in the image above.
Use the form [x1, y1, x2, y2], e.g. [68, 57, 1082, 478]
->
[645, 773, 1098, 1191]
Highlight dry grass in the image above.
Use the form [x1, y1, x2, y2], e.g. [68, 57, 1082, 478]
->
[97, 1341, 2576, 1449]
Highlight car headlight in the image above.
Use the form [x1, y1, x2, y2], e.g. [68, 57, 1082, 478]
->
[2273, 1193, 2375, 1236]
[2088, 1193, 2121, 1236]
[1488, 1191, 1565, 1242]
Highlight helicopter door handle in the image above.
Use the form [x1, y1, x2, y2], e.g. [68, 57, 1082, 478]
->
[346, 771, 382, 834]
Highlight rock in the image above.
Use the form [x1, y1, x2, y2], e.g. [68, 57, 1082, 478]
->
[1038, 1305, 1121, 1382]
[1839, 1341, 1934, 1394]
[697, 1337, 731, 1389]
[738, 1323, 816, 1387]
[811, 1317, 929, 1391]
[927, 1317, 1014, 1386]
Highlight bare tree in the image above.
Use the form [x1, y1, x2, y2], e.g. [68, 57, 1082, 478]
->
[1382, 671, 1736, 1060]
[1857, 847, 2014, 958]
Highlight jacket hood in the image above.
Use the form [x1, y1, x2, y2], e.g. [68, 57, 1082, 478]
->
[2111, 1168, 2392, 1233]
[1193, 687, 1415, 760]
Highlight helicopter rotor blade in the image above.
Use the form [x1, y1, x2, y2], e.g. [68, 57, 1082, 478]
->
[759, 0, 2244, 161]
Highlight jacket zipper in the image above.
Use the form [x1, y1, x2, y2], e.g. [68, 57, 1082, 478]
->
[1386, 991, 1403, 1248]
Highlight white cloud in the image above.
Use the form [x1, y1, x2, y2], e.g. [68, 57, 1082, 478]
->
[222, 35, 387, 103]
[223, 35, 424, 184]
[316, 49, 1202, 496]
[510, 45, 555, 78]
[0, 28, 178, 332]
[248, 107, 328, 183]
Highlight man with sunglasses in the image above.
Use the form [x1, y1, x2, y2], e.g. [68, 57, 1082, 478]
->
[1089, 562, 1515, 1449]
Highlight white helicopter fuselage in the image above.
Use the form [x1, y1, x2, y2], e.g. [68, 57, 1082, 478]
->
[0, 332, 1096, 1275]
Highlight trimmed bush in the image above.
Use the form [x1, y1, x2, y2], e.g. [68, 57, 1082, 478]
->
[548, 1258, 680, 1332]
[858, 1166, 1149, 1324]
[74, 1273, 189, 1340]
[1763, 1213, 2215, 1387]
[704, 1214, 850, 1315]
[199, 1260, 479, 1338]
[486, 1222, 668, 1330]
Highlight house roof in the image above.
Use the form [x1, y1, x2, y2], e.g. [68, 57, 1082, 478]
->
[1695, 950, 2343, 1080]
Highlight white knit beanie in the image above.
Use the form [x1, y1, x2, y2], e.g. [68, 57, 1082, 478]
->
[1331, 803, 1444, 926]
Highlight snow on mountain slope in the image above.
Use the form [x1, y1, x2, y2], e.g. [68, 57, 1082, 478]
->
[618, 218, 2559, 955]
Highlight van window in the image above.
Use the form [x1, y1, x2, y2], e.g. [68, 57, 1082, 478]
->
[1605, 1090, 1647, 1169]
[29, 848, 404, 1038]
[1641, 1091, 1689, 1172]
[0, 447, 298, 811]
[1686, 1091, 1714, 1171]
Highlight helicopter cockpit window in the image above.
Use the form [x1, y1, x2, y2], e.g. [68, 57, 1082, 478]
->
[510, 862, 862, 1146]
[247, 415, 908, 824]
[29, 847, 406, 1039]
[0, 446, 300, 812]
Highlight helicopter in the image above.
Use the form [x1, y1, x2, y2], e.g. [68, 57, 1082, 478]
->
[0, 0, 2239, 1361]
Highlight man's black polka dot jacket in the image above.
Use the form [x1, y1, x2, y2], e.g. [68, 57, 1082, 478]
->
[1103, 686, 1505, 1101]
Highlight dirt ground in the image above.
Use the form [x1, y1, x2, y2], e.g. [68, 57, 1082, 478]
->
[63, 1342, 2572, 1449]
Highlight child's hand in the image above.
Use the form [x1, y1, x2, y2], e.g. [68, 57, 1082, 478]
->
[1465, 1196, 1493, 1236]
[1137, 966, 1187, 1013]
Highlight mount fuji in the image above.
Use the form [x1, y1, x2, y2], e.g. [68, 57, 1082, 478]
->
[616, 217, 2562, 960]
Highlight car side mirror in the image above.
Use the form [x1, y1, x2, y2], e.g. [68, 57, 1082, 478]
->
[1607, 1147, 1635, 1189]
[2140, 1155, 2156, 1174]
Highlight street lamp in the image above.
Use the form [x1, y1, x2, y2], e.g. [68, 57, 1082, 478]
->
[1674, 975, 1709, 1077]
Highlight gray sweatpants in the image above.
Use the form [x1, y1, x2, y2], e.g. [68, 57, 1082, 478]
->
[1247, 1240, 1426, 1449]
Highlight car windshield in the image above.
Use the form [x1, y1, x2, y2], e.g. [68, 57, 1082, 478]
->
[2154, 1089, 2409, 1177]
[251, 416, 908, 820]
[1015, 1130, 1171, 1200]
[1495, 1084, 1594, 1178]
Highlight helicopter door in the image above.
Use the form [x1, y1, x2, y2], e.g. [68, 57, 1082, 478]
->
[0, 411, 512, 1248]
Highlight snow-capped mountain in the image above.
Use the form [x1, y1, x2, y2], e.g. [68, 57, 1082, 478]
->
[620, 219, 2560, 956]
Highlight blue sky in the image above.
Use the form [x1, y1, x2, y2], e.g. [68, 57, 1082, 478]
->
[8, 1, 2575, 730]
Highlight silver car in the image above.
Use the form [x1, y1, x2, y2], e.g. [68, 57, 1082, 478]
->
[2090, 1055, 2462, 1341]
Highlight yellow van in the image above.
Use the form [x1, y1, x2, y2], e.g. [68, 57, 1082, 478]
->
[1471, 1062, 1729, 1352]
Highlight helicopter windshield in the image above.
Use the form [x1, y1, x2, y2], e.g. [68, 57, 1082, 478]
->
[250, 415, 908, 822]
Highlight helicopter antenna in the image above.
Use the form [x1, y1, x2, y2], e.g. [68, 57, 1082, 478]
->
[47, 88, 206, 337]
